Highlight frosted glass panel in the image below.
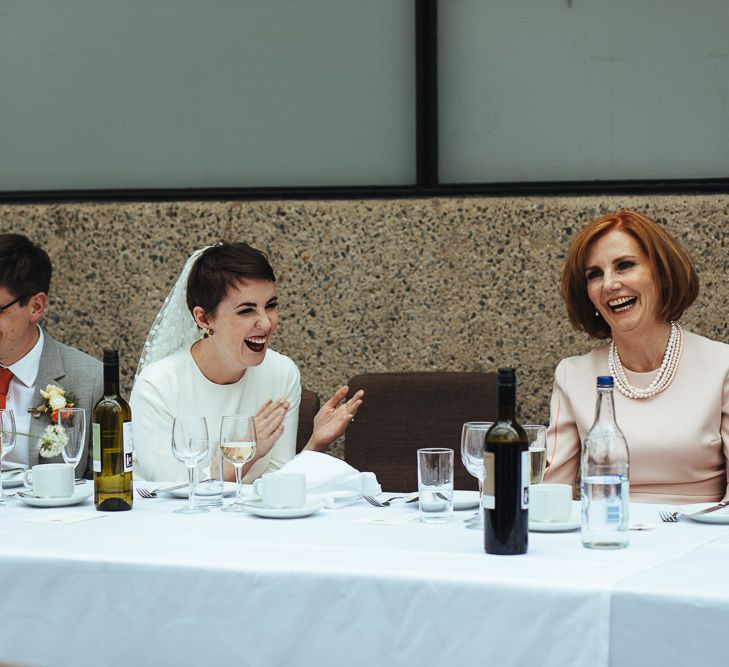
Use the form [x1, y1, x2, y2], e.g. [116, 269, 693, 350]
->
[440, 1, 729, 183]
[0, 0, 415, 190]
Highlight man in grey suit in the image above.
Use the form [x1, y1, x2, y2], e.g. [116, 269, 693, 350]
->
[0, 234, 102, 478]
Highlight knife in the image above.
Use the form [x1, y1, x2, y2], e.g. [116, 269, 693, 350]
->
[686, 500, 728, 517]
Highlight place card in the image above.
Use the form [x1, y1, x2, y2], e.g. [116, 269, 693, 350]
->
[28, 513, 108, 525]
[355, 512, 417, 526]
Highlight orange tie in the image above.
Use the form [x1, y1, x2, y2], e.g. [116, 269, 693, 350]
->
[0, 367, 13, 410]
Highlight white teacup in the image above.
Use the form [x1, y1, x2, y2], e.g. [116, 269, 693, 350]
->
[253, 473, 306, 509]
[23, 463, 75, 498]
[530, 483, 573, 522]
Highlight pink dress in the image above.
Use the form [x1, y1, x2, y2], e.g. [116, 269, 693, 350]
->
[544, 330, 729, 504]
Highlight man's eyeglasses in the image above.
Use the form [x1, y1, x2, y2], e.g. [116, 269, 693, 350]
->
[0, 295, 23, 314]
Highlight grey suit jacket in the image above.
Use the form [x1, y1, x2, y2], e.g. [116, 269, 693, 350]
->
[28, 332, 103, 478]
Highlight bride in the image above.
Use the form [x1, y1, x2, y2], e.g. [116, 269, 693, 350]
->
[130, 241, 363, 482]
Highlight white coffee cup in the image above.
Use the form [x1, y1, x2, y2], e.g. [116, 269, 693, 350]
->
[253, 473, 306, 509]
[23, 463, 75, 498]
[529, 483, 573, 522]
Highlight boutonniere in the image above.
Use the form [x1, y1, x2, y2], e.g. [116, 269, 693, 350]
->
[28, 384, 78, 421]
[26, 384, 75, 458]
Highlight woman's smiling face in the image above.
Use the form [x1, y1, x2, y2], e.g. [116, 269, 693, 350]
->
[200, 278, 279, 372]
[584, 228, 662, 338]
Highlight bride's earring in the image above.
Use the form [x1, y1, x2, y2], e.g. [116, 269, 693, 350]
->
[203, 327, 214, 338]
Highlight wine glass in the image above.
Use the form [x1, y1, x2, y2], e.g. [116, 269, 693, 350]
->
[524, 424, 547, 485]
[0, 409, 17, 503]
[171, 416, 210, 514]
[54, 407, 87, 468]
[460, 421, 492, 530]
[219, 415, 256, 513]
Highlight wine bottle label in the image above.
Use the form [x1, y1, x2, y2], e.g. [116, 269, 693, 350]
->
[483, 452, 495, 509]
[92, 423, 101, 473]
[521, 450, 530, 509]
[123, 421, 134, 472]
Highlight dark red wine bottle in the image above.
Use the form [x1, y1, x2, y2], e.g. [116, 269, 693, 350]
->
[483, 368, 529, 555]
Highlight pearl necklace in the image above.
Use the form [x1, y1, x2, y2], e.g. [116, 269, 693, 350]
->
[607, 321, 683, 399]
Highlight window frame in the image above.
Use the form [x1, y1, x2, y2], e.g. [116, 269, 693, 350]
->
[1, 0, 727, 204]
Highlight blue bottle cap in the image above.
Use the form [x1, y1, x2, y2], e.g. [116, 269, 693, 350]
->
[596, 375, 614, 387]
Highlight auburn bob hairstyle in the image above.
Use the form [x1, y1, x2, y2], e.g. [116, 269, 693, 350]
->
[561, 210, 699, 340]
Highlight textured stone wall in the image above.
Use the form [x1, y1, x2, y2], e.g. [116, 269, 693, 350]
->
[2, 195, 728, 455]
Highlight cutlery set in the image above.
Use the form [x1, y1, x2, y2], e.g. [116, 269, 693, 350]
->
[362, 494, 419, 507]
[659, 500, 728, 523]
[136, 478, 214, 499]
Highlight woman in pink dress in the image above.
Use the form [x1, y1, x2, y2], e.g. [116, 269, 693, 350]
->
[544, 210, 729, 504]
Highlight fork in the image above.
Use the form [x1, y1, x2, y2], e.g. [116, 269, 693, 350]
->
[136, 478, 214, 499]
[659, 510, 678, 523]
[362, 495, 405, 507]
[135, 477, 214, 498]
[363, 494, 422, 507]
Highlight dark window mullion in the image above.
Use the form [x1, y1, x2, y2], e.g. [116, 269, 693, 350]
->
[415, 0, 438, 192]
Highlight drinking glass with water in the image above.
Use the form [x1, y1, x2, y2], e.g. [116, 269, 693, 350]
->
[417, 448, 454, 524]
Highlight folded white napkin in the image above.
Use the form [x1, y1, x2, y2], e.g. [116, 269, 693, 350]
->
[275, 451, 380, 508]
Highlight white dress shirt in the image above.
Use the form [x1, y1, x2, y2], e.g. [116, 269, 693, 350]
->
[3, 327, 44, 467]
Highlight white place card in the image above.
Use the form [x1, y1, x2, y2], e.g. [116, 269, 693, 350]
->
[355, 512, 416, 526]
[28, 513, 108, 525]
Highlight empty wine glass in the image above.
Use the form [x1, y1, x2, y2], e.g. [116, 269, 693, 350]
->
[0, 409, 17, 503]
[524, 424, 548, 485]
[54, 407, 86, 467]
[220, 415, 256, 513]
[171, 416, 210, 514]
[461, 421, 492, 530]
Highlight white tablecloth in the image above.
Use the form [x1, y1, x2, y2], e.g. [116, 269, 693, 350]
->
[0, 484, 727, 667]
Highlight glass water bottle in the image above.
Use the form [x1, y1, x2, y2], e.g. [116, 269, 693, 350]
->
[581, 376, 629, 549]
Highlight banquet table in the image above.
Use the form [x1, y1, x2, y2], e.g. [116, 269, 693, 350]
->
[0, 483, 727, 667]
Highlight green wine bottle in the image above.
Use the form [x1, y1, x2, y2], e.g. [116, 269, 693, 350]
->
[483, 367, 529, 555]
[93, 349, 133, 511]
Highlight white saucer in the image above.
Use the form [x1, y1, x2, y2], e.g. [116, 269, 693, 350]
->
[1, 469, 26, 489]
[677, 503, 729, 524]
[167, 482, 236, 499]
[453, 490, 480, 511]
[242, 498, 324, 519]
[17, 486, 93, 508]
[311, 489, 361, 509]
[403, 490, 479, 511]
[529, 511, 580, 533]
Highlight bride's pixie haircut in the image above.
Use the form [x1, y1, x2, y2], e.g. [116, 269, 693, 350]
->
[186, 242, 276, 316]
[561, 210, 699, 340]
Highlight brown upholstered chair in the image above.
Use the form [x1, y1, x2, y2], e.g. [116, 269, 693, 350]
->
[344, 372, 498, 492]
[296, 387, 321, 453]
